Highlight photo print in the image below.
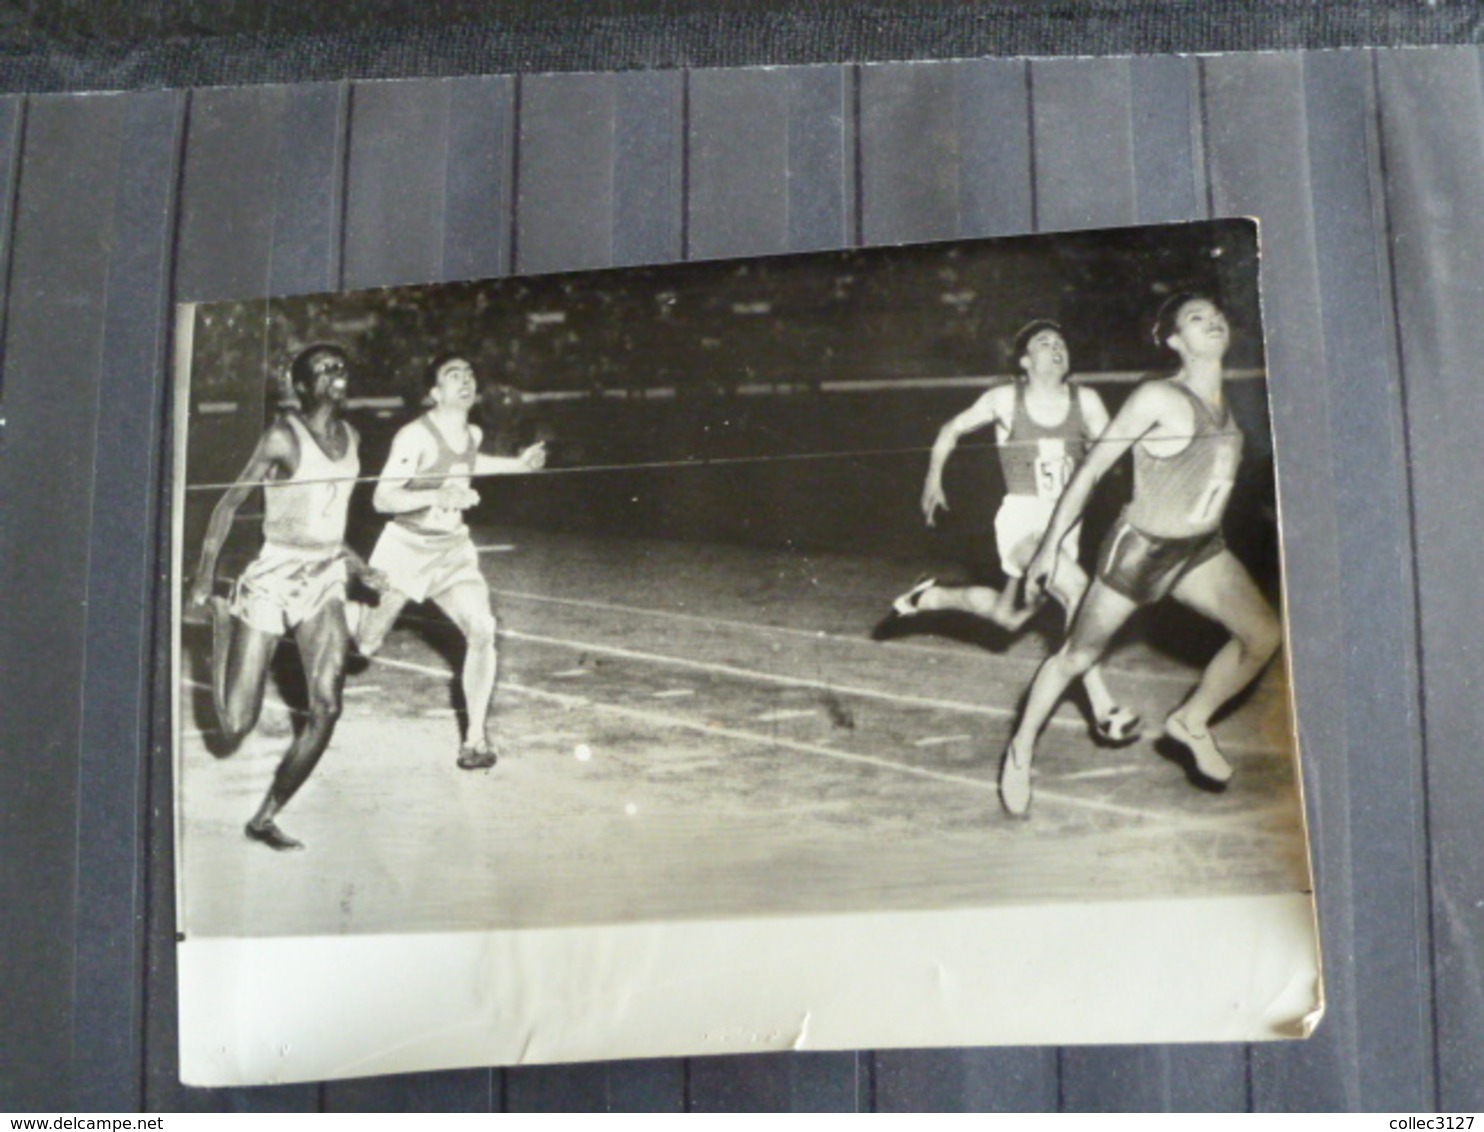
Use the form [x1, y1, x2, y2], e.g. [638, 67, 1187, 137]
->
[171, 218, 1321, 1084]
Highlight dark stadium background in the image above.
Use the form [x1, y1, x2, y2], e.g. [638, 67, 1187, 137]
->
[184, 218, 1277, 602]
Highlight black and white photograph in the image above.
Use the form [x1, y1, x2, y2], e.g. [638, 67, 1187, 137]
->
[170, 218, 1320, 1082]
[15, 36, 1484, 1113]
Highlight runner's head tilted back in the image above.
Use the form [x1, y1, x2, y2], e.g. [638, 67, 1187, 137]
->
[1153, 292, 1229, 367]
[1013, 318, 1071, 386]
[289, 342, 352, 412]
[422, 351, 480, 414]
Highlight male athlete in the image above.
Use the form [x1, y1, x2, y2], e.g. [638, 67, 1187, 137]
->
[889, 318, 1139, 745]
[999, 294, 1283, 816]
[188, 343, 388, 851]
[354, 352, 546, 769]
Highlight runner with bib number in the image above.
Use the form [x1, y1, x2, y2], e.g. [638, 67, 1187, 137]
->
[887, 318, 1142, 749]
[998, 294, 1283, 817]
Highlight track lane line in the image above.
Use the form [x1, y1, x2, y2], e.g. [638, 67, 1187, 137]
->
[181, 628, 1284, 759]
[366, 654, 1239, 825]
[492, 587, 1203, 686]
[1058, 765, 1142, 781]
[502, 626, 1025, 720]
[498, 627, 1286, 756]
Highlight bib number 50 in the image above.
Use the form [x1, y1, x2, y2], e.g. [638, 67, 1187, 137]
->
[1034, 439, 1072, 501]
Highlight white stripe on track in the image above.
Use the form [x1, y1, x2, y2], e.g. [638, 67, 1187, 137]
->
[492, 588, 1198, 685]
[182, 630, 1280, 759]
[368, 619, 1281, 756]
[1058, 765, 1141, 781]
[366, 654, 1193, 822]
[500, 626, 1283, 755]
[754, 709, 818, 723]
[501, 625, 1026, 721]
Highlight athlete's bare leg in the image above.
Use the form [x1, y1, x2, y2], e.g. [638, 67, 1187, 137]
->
[1163, 550, 1282, 782]
[913, 578, 1044, 632]
[245, 600, 351, 850]
[209, 596, 279, 749]
[352, 589, 411, 657]
[1041, 551, 1124, 730]
[1001, 579, 1139, 815]
[342, 598, 364, 645]
[432, 580, 500, 763]
[900, 541, 1134, 745]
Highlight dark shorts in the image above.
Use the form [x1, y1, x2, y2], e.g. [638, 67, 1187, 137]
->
[1096, 514, 1225, 605]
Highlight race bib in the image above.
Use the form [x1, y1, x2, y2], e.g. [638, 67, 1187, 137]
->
[1033, 438, 1073, 501]
[423, 461, 473, 531]
[1191, 445, 1238, 526]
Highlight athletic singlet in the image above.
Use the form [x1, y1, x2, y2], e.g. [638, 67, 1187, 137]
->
[394, 414, 478, 537]
[998, 380, 1089, 501]
[1126, 381, 1244, 540]
[261, 413, 358, 552]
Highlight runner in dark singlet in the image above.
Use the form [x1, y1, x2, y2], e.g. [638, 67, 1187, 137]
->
[187, 344, 389, 850]
[889, 319, 1139, 745]
[998, 294, 1283, 816]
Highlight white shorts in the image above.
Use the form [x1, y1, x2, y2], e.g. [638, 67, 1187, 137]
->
[993, 494, 1081, 578]
[230, 543, 347, 635]
[369, 521, 484, 604]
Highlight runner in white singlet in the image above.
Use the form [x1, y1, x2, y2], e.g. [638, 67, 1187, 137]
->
[188, 344, 389, 850]
[354, 352, 546, 770]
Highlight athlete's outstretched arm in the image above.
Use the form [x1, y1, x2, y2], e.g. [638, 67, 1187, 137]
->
[1026, 385, 1163, 594]
[473, 440, 546, 476]
[188, 422, 294, 607]
[922, 387, 1005, 526]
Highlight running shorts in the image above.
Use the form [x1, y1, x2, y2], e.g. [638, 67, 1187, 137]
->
[1095, 511, 1225, 605]
[369, 521, 483, 604]
[994, 493, 1081, 578]
[230, 543, 348, 635]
